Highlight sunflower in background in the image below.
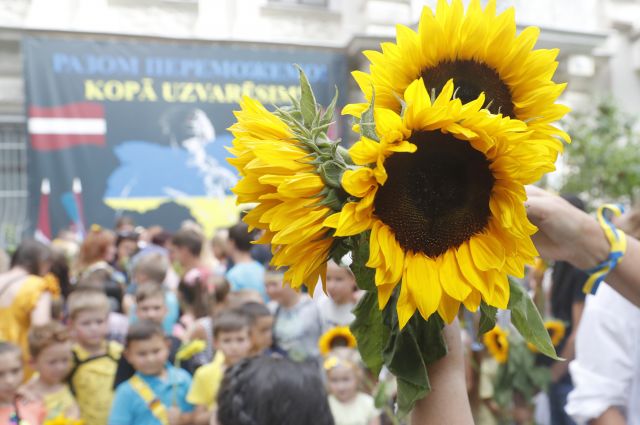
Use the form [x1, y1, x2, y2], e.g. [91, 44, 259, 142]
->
[484, 325, 509, 364]
[350, 0, 569, 162]
[327, 78, 551, 327]
[228, 89, 346, 293]
[319, 326, 357, 356]
[528, 319, 566, 352]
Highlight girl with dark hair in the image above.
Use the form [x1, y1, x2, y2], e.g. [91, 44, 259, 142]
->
[217, 356, 335, 425]
[0, 239, 54, 379]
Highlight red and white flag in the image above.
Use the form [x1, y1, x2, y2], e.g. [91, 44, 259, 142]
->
[28, 102, 106, 151]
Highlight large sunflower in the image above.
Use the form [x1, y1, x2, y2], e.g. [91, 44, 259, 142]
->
[350, 0, 569, 160]
[228, 97, 335, 292]
[484, 325, 509, 364]
[327, 79, 551, 327]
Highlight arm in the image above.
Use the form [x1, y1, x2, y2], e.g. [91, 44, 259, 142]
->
[191, 405, 213, 425]
[550, 301, 584, 382]
[525, 186, 640, 306]
[31, 291, 52, 326]
[590, 407, 626, 425]
[411, 320, 474, 425]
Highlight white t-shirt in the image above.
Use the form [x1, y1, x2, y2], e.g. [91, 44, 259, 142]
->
[317, 296, 355, 331]
[329, 392, 379, 425]
[566, 283, 640, 424]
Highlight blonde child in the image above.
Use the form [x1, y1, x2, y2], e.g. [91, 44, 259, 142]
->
[67, 287, 123, 425]
[22, 322, 80, 420]
[318, 258, 357, 331]
[187, 310, 252, 425]
[0, 342, 45, 425]
[324, 347, 380, 425]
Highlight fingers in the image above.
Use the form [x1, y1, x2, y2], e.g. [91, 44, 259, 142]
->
[524, 195, 549, 226]
[525, 185, 550, 199]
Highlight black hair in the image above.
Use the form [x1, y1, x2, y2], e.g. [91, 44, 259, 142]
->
[237, 302, 271, 325]
[125, 320, 165, 348]
[217, 356, 335, 425]
[213, 310, 250, 339]
[227, 222, 258, 253]
[171, 228, 203, 257]
[10, 239, 51, 276]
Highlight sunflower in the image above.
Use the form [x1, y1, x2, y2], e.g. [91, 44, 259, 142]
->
[326, 79, 550, 327]
[484, 325, 509, 364]
[319, 326, 357, 356]
[228, 97, 337, 292]
[349, 0, 569, 161]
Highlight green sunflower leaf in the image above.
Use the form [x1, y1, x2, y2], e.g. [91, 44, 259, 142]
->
[350, 291, 388, 376]
[295, 64, 317, 129]
[320, 87, 339, 127]
[350, 232, 376, 291]
[478, 301, 498, 336]
[508, 278, 561, 361]
[360, 89, 379, 142]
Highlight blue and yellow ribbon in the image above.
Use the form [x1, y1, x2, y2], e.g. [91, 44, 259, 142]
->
[583, 204, 627, 295]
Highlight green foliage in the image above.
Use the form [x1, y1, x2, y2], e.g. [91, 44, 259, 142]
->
[493, 332, 551, 410]
[562, 99, 640, 203]
[508, 278, 560, 360]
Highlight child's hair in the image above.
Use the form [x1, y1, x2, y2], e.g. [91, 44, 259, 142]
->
[0, 341, 22, 360]
[323, 347, 363, 381]
[135, 282, 165, 304]
[171, 228, 204, 257]
[132, 252, 169, 283]
[227, 222, 258, 253]
[78, 227, 115, 269]
[237, 302, 271, 326]
[213, 310, 250, 339]
[178, 269, 216, 319]
[125, 321, 166, 348]
[217, 356, 335, 425]
[28, 321, 70, 359]
[67, 287, 110, 320]
[213, 276, 230, 305]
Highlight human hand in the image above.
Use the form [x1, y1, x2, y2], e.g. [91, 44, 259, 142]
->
[525, 186, 609, 270]
[167, 406, 181, 425]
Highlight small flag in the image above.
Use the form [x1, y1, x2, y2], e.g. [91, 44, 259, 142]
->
[35, 178, 51, 243]
[28, 102, 106, 151]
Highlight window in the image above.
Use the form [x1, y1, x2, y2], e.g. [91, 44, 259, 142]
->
[0, 119, 28, 249]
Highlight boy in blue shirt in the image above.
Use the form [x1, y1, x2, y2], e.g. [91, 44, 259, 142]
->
[225, 222, 266, 301]
[109, 321, 194, 425]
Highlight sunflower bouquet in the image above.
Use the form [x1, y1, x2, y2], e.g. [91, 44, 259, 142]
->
[483, 325, 551, 417]
[228, 0, 566, 415]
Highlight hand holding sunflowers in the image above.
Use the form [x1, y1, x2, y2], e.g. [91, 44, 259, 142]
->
[228, 0, 567, 416]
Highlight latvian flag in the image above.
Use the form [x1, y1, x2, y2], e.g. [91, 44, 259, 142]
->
[28, 102, 106, 151]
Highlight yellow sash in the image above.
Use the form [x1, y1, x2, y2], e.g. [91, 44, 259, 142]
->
[129, 375, 169, 425]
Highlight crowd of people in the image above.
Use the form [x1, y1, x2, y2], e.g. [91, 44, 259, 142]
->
[0, 186, 639, 425]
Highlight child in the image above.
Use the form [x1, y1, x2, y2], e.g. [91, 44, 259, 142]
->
[67, 287, 123, 425]
[187, 310, 252, 425]
[114, 284, 204, 388]
[0, 342, 45, 425]
[225, 222, 266, 300]
[237, 301, 274, 356]
[109, 321, 194, 425]
[266, 270, 323, 361]
[318, 258, 357, 330]
[22, 322, 80, 420]
[324, 347, 380, 425]
[124, 252, 180, 335]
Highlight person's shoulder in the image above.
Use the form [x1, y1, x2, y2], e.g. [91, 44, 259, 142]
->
[168, 364, 193, 383]
[355, 392, 375, 406]
[108, 340, 124, 359]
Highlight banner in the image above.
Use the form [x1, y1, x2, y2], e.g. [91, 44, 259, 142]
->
[23, 37, 347, 238]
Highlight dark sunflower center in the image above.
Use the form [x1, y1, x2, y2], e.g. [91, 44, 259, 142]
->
[330, 335, 350, 349]
[373, 131, 494, 258]
[421, 60, 514, 117]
